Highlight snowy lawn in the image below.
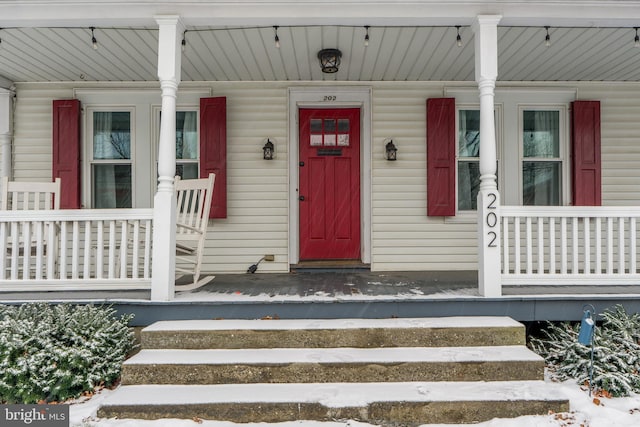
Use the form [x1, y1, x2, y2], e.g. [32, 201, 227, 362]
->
[70, 379, 640, 427]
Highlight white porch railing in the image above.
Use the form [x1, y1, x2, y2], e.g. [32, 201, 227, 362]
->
[0, 209, 153, 291]
[501, 206, 640, 286]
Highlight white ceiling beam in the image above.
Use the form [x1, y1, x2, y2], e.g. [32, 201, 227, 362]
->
[2, 1, 640, 28]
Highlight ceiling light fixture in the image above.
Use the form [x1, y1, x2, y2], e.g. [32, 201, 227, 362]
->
[317, 48, 342, 73]
[181, 30, 187, 52]
[274, 26, 280, 49]
[544, 26, 551, 47]
[456, 25, 462, 47]
[90, 27, 98, 50]
[364, 25, 370, 47]
[635, 27, 639, 47]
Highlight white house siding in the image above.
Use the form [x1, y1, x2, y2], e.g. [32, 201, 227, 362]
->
[8, 81, 640, 275]
[371, 82, 478, 271]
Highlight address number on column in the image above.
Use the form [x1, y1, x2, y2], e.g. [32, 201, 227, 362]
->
[486, 193, 497, 248]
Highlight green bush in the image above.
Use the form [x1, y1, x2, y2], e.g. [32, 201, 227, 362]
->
[530, 304, 640, 397]
[0, 303, 135, 403]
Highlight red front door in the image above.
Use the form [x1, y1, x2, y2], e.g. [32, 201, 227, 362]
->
[299, 108, 361, 260]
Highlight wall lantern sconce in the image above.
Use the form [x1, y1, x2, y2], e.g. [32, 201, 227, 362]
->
[317, 48, 342, 73]
[384, 139, 398, 161]
[263, 138, 275, 160]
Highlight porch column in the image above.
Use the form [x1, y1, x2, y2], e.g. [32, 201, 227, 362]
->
[0, 88, 13, 179]
[151, 15, 184, 301]
[473, 15, 502, 297]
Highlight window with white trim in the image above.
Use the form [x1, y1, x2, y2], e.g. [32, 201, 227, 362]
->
[450, 91, 571, 215]
[520, 108, 565, 206]
[88, 109, 134, 208]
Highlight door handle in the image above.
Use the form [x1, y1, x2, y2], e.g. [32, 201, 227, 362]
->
[299, 196, 305, 201]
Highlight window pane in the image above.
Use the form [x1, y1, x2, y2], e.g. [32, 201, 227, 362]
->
[523, 110, 559, 158]
[458, 110, 480, 157]
[176, 111, 198, 160]
[324, 119, 336, 133]
[523, 161, 561, 206]
[458, 161, 480, 210]
[93, 164, 132, 208]
[310, 119, 322, 133]
[176, 163, 199, 180]
[93, 112, 131, 160]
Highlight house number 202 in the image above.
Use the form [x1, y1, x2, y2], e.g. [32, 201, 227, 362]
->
[323, 95, 336, 101]
[486, 192, 498, 248]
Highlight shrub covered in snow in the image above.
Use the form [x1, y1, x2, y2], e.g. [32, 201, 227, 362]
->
[0, 303, 135, 404]
[530, 304, 640, 397]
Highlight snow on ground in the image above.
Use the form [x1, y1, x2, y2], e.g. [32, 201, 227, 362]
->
[70, 379, 640, 427]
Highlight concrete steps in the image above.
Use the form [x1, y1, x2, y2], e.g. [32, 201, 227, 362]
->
[99, 316, 569, 424]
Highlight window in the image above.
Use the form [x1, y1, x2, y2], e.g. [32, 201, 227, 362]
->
[174, 111, 199, 179]
[455, 107, 500, 212]
[521, 109, 562, 206]
[78, 88, 211, 209]
[90, 110, 133, 208]
[450, 97, 567, 214]
[457, 109, 480, 211]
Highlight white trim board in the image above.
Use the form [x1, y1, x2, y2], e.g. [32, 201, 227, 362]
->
[288, 86, 372, 267]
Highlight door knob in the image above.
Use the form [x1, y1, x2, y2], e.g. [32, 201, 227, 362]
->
[299, 196, 305, 201]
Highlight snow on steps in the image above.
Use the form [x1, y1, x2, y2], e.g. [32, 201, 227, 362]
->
[121, 345, 544, 384]
[98, 381, 569, 424]
[99, 317, 569, 424]
[141, 316, 527, 349]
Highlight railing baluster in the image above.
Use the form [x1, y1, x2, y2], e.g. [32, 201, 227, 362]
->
[132, 220, 140, 279]
[22, 222, 31, 279]
[619, 217, 625, 274]
[631, 218, 637, 274]
[83, 221, 91, 279]
[514, 217, 521, 274]
[526, 217, 532, 274]
[72, 221, 80, 279]
[560, 217, 567, 274]
[595, 217, 602, 274]
[96, 221, 104, 279]
[108, 220, 116, 279]
[144, 219, 152, 278]
[584, 217, 590, 274]
[607, 217, 614, 275]
[59, 221, 67, 279]
[34, 221, 44, 280]
[502, 217, 509, 274]
[120, 221, 128, 279]
[537, 217, 544, 274]
[549, 217, 556, 274]
[0, 223, 6, 279]
[572, 217, 579, 274]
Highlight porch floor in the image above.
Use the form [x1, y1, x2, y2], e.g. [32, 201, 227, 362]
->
[1, 270, 639, 325]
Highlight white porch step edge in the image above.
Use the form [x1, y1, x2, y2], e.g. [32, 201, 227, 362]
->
[100, 381, 566, 407]
[124, 345, 542, 365]
[143, 316, 523, 331]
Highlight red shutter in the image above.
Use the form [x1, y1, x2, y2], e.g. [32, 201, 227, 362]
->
[571, 101, 601, 206]
[52, 99, 81, 209]
[426, 98, 456, 216]
[200, 97, 227, 218]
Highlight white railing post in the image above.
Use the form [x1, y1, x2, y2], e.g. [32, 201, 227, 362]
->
[473, 15, 502, 297]
[151, 15, 183, 301]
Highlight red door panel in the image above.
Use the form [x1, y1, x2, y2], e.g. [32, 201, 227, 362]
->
[299, 108, 360, 260]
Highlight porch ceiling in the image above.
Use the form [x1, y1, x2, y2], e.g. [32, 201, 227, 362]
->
[2, 25, 640, 83]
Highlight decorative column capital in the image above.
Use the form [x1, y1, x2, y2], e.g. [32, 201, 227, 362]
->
[472, 15, 502, 83]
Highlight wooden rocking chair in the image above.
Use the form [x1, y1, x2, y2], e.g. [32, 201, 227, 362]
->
[0, 177, 61, 278]
[174, 173, 215, 290]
